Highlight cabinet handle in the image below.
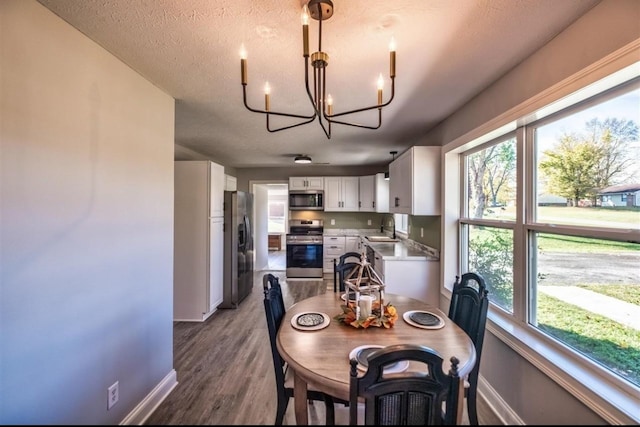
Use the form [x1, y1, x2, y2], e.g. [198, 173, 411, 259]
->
[373, 201, 375, 208]
[358, 201, 361, 208]
[395, 197, 399, 207]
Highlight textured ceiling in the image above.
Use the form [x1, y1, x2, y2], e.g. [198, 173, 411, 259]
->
[38, 0, 601, 168]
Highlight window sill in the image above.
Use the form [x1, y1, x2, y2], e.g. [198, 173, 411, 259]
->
[487, 309, 640, 424]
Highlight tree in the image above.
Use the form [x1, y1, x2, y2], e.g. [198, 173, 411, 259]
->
[585, 118, 639, 195]
[539, 117, 639, 206]
[539, 134, 602, 206]
[467, 138, 516, 218]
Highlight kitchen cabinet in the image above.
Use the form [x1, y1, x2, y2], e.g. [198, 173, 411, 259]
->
[346, 236, 360, 253]
[289, 176, 324, 191]
[323, 235, 346, 273]
[174, 160, 226, 321]
[382, 258, 439, 304]
[224, 174, 237, 191]
[389, 146, 441, 215]
[324, 176, 359, 211]
[210, 162, 225, 217]
[359, 173, 389, 213]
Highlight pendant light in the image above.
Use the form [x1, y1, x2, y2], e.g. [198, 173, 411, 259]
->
[384, 151, 397, 180]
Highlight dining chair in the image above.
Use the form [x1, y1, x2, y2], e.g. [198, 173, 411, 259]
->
[447, 272, 490, 425]
[349, 343, 460, 425]
[262, 273, 339, 425]
[333, 251, 362, 292]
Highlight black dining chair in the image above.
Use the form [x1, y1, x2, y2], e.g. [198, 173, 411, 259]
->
[263, 273, 340, 425]
[333, 251, 362, 293]
[448, 272, 490, 425]
[349, 343, 460, 425]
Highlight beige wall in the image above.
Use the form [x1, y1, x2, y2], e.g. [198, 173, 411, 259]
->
[1, 0, 175, 423]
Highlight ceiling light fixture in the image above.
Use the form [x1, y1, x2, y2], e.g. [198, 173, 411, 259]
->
[240, 0, 396, 139]
[384, 150, 398, 180]
[294, 155, 312, 164]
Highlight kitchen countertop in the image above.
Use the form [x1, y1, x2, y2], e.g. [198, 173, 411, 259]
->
[323, 228, 440, 261]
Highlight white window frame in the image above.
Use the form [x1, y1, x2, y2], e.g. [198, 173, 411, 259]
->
[441, 56, 640, 424]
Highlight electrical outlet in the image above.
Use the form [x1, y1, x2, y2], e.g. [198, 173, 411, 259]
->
[331, 219, 335, 225]
[367, 219, 371, 225]
[421, 227, 424, 238]
[108, 381, 119, 410]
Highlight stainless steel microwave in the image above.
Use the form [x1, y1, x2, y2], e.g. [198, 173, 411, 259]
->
[289, 190, 324, 211]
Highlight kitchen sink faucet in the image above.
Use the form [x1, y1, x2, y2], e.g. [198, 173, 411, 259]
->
[380, 215, 396, 239]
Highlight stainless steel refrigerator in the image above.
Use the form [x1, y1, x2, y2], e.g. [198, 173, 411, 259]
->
[220, 190, 254, 308]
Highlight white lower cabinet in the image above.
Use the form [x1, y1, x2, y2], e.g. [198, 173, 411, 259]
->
[378, 258, 440, 305]
[323, 236, 346, 273]
[346, 236, 359, 253]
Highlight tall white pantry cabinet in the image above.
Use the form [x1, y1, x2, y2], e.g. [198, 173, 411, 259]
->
[174, 160, 225, 321]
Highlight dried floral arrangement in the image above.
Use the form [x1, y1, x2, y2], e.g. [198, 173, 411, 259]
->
[334, 251, 397, 328]
[334, 301, 398, 328]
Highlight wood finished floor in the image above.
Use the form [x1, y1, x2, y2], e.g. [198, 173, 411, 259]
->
[144, 251, 502, 425]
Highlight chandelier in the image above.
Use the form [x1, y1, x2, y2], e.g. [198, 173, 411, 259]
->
[240, 0, 396, 139]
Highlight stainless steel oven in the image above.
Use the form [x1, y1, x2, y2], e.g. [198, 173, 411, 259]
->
[286, 220, 323, 278]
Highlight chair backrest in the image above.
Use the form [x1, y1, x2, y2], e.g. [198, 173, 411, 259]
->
[447, 272, 489, 382]
[263, 274, 286, 390]
[349, 344, 460, 425]
[334, 251, 362, 292]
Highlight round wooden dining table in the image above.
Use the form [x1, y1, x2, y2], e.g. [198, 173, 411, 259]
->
[276, 292, 477, 425]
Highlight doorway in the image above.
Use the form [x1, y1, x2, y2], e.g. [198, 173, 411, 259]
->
[250, 181, 288, 271]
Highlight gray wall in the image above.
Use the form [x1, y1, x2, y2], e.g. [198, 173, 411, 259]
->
[431, 0, 639, 424]
[1, 1, 175, 424]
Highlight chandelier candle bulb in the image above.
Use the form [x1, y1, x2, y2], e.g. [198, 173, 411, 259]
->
[389, 37, 396, 78]
[327, 94, 333, 115]
[264, 82, 270, 111]
[302, 6, 309, 56]
[240, 45, 247, 85]
[377, 74, 384, 105]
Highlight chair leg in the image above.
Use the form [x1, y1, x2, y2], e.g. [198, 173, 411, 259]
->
[275, 395, 288, 425]
[323, 395, 335, 425]
[467, 387, 479, 425]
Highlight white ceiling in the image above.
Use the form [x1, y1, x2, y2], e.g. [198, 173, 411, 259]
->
[38, 0, 601, 168]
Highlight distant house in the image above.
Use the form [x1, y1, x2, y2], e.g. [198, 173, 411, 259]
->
[598, 183, 640, 207]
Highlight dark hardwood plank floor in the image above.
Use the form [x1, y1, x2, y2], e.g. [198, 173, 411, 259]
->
[145, 261, 502, 425]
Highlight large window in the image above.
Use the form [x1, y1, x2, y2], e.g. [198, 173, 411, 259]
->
[459, 76, 640, 397]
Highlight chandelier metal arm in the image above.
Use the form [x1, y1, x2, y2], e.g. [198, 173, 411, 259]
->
[325, 78, 396, 119]
[242, 85, 315, 120]
[326, 108, 382, 130]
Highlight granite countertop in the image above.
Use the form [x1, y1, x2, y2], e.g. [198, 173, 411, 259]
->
[323, 228, 440, 261]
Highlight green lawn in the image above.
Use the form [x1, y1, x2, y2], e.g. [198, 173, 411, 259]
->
[537, 292, 640, 386]
[484, 205, 640, 229]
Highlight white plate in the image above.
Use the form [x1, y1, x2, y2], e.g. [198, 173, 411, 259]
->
[348, 345, 410, 374]
[291, 312, 331, 331]
[340, 292, 378, 302]
[402, 310, 445, 330]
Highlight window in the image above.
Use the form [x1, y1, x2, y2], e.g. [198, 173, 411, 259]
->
[393, 213, 408, 234]
[451, 68, 640, 418]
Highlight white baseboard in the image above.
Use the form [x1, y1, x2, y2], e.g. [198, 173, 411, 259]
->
[478, 374, 524, 425]
[120, 369, 178, 425]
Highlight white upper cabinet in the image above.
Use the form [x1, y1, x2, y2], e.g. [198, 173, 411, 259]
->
[374, 172, 390, 213]
[389, 146, 441, 215]
[360, 173, 390, 213]
[224, 174, 237, 191]
[324, 176, 360, 211]
[359, 175, 375, 212]
[289, 176, 324, 191]
[209, 161, 225, 217]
